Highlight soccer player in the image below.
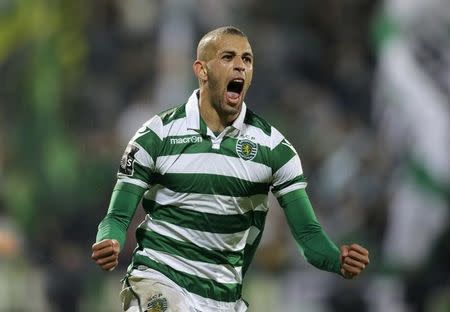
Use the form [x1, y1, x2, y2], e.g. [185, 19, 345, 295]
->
[92, 26, 370, 312]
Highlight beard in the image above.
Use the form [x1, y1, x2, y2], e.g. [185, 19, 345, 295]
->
[206, 72, 242, 118]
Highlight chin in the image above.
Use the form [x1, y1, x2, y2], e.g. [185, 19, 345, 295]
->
[221, 94, 244, 114]
[222, 101, 242, 115]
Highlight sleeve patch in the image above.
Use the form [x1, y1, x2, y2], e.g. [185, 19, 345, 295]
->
[119, 144, 139, 176]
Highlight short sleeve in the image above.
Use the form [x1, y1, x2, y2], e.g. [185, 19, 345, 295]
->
[117, 115, 163, 190]
[270, 132, 307, 199]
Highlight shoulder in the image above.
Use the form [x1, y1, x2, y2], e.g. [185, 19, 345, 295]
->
[244, 109, 272, 136]
[131, 103, 186, 143]
[244, 109, 286, 150]
[157, 103, 187, 125]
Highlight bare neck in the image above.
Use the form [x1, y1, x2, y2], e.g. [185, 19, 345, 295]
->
[198, 88, 239, 133]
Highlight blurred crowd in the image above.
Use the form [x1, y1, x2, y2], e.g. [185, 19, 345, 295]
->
[0, 0, 449, 311]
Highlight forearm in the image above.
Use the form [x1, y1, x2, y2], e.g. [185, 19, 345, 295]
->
[280, 190, 341, 274]
[96, 182, 145, 249]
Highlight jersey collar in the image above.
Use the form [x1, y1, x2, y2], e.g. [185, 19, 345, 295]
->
[186, 89, 247, 134]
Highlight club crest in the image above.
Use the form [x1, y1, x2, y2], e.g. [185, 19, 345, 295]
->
[145, 293, 168, 312]
[236, 138, 258, 161]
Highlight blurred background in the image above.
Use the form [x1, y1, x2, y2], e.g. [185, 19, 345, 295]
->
[0, 0, 449, 311]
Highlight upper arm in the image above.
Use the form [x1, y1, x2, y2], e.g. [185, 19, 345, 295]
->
[117, 116, 163, 189]
[270, 130, 307, 204]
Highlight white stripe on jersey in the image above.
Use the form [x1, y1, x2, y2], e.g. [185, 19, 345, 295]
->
[141, 216, 249, 252]
[136, 248, 243, 284]
[272, 154, 304, 187]
[155, 153, 272, 183]
[133, 142, 154, 169]
[240, 124, 272, 148]
[117, 177, 149, 189]
[246, 226, 261, 245]
[237, 124, 284, 150]
[273, 182, 307, 198]
[269, 126, 285, 149]
[145, 185, 269, 215]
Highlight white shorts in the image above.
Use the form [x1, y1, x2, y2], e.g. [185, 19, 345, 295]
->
[120, 269, 196, 312]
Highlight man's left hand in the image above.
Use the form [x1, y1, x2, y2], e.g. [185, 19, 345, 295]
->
[340, 244, 370, 279]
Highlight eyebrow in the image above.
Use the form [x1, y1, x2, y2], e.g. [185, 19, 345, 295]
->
[220, 50, 254, 58]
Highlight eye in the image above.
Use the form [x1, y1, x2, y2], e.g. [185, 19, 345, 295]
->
[222, 54, 233, 61]
[243, 56, 252, 64]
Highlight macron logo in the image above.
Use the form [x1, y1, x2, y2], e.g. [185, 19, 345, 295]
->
[170, 136, 203, 144]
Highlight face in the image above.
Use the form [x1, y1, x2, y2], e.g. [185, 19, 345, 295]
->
[201, 35, 254, 118]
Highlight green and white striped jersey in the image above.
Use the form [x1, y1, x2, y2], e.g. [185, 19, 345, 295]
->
[117, 90, 307, 311]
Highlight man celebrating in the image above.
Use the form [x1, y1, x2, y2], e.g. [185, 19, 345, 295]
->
[92, 26, 369, 312]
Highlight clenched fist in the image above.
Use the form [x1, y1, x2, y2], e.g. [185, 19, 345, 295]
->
[91, 239, 120, 271]
[340, 243, 370, 279]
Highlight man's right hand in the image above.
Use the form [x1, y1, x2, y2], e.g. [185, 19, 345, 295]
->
[91, 239, 120, 271]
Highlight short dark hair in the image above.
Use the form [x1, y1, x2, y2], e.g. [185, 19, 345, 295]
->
[207, 25, 247, 38]
[196, 26, 248, 61]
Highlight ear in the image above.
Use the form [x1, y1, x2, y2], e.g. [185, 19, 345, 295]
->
[193, 60, 208, 81]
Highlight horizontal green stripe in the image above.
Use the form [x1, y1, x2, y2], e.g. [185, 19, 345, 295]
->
[132, 254, 242, 302]
[143, 200, 253, 234]
[160, 135, 212, 155]
[159, 135, 271, 168]
[136, 228, 243, 266]
[153, 173, 269, 197]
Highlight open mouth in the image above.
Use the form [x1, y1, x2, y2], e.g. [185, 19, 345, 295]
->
[226, 79, 244, 103]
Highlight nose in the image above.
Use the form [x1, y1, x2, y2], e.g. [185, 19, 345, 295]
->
[234, 58, 245, 72]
